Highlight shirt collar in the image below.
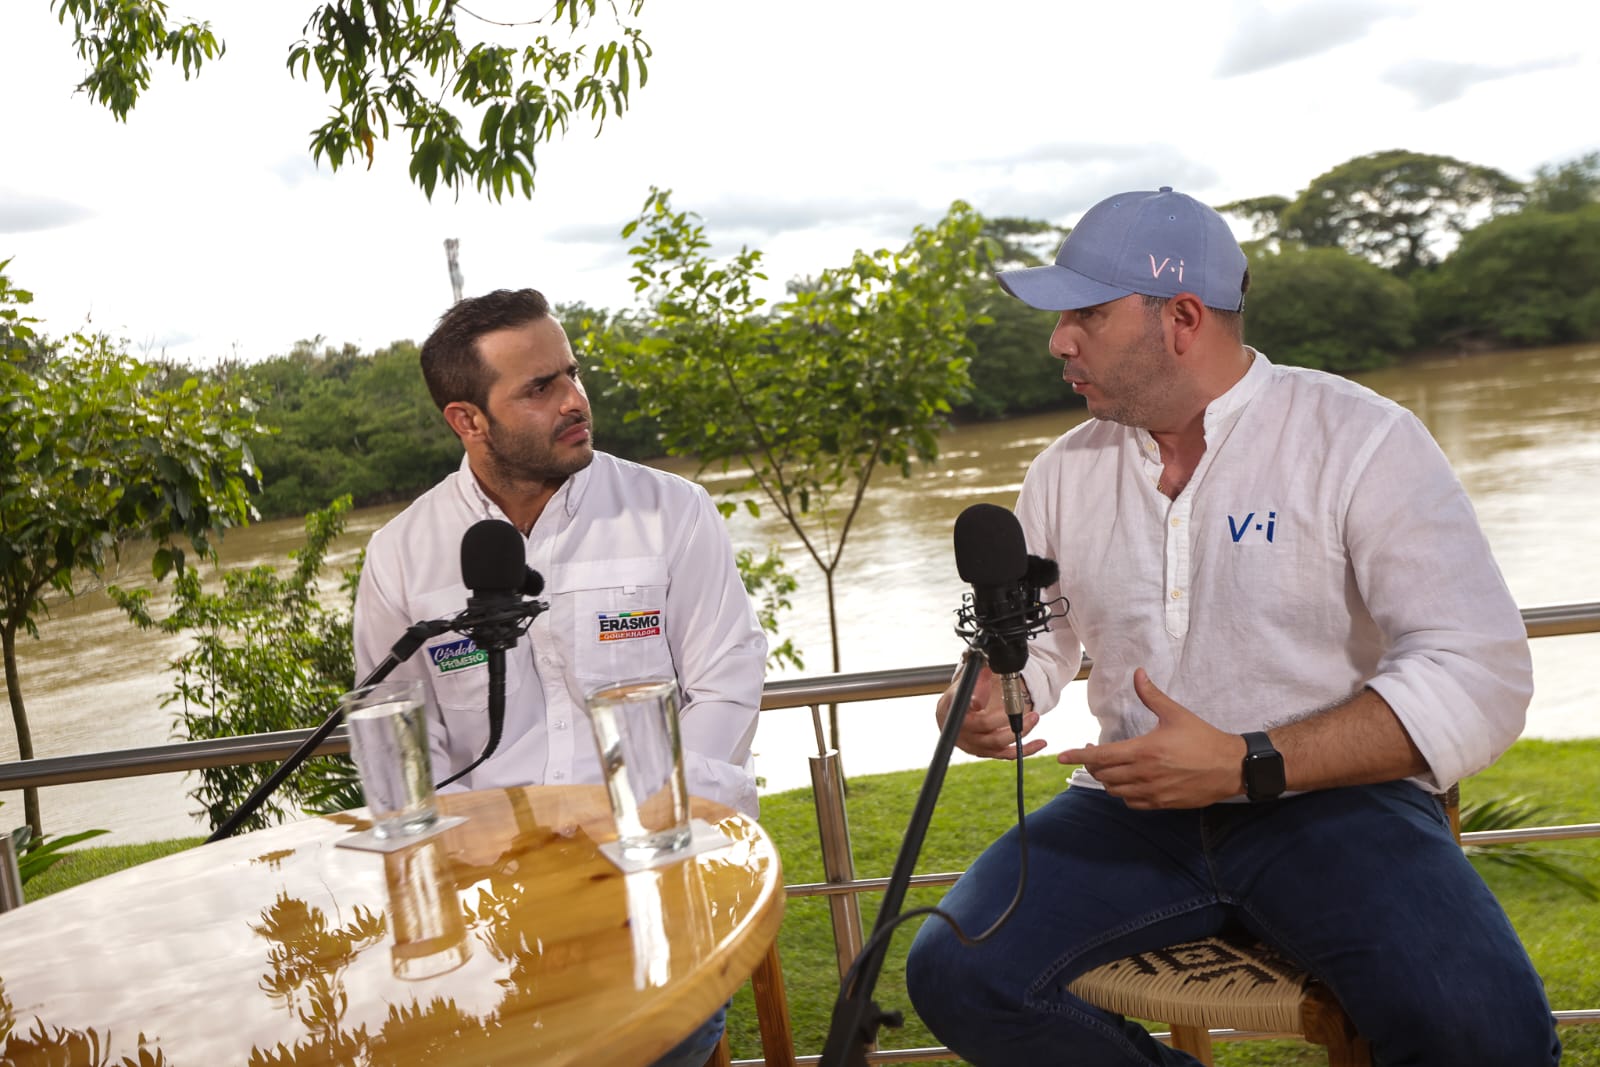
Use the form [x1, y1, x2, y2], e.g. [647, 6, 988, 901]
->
[452, 452, 595, 524]
[1204, 346, 1272, 428]
[1132, 347, 1272, 452]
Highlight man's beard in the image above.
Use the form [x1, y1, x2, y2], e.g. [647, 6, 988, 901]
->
[1081, 315, 1181, 428]
[482, 412, 596, 486]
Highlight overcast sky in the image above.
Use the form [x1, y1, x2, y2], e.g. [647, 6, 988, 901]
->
[2, 0, 1594, 367]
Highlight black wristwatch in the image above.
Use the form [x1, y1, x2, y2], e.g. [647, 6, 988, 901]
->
[1241, 731, 1285, 802]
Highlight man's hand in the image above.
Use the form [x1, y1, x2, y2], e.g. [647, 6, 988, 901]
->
[1058, 668, 1245, 808]
[936, 664, 1048, 761]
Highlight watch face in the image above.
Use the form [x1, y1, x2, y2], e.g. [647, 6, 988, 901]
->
[1245, 751, 1286, 800]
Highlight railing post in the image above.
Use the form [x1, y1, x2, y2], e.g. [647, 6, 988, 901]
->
[807, 705, 865, 981]
[0, 831, 24, 912]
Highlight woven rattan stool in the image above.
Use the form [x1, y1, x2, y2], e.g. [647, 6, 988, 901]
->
[1068, 932, 1368, 1065]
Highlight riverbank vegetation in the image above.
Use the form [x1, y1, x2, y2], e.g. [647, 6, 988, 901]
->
[227, 149, 1600, 521]
[23, 739, 1600, 1064]
[9, 150, 1592, 526]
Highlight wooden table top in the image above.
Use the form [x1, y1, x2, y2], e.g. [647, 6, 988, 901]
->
[0, 786, 784, 1066]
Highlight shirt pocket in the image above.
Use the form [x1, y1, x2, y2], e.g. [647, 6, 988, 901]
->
[558, 556, 676, 688]
[412, 585, 525, 714]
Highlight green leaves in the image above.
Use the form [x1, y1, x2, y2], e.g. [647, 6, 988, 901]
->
[1243, 245, 1416, 372]
[51, 0, 224, 120]
[1462, 794, 1600, 901]
[1, 262, 268, 834]
[1413, 204, 1600, 347]
[595, 190, 986, 682]
[53, 1, 650, 200]
[3, 819, 110, 884]
[1278, 150, 1524, 276]
[286, 1, 652, 200]
[110, 498, 361, 833]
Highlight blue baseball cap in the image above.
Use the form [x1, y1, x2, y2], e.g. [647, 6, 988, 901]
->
[997, 187, 1247, 312]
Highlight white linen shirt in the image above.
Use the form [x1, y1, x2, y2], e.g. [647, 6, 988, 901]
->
[354, 451, 768, 815]
[1017, 350, 1532, 794]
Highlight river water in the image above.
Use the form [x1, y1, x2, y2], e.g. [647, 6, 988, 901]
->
[5, 344, 1599, 845]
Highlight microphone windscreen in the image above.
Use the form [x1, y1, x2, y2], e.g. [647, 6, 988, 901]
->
[522, 567, 545, 597]
[1025, 554, 1059, 589]
[461, 519, 527, 593]
[954, 503, 1028, 586]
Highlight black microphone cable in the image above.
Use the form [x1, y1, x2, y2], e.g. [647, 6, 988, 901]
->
[836, 503, 1065, 1003]
[833, 711, 1032, 1009]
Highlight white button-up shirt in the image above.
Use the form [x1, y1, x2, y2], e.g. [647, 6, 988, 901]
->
[354, 452, 767, 815]
[1017, 350, 1532, 792]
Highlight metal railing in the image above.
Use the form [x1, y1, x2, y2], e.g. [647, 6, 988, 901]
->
[2, 601, 1598, 1063]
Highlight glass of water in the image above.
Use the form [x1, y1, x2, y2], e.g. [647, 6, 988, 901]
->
[585, 678, 692, 860]
[342, 679, 438, 839]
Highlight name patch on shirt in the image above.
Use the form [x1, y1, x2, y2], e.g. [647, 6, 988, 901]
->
[428, 636, 487, 673]
[597, 609, 662, 641]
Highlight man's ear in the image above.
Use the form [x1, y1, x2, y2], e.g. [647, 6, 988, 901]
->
[1167, 292, 1206, 356]
[443, 401, 486, 443]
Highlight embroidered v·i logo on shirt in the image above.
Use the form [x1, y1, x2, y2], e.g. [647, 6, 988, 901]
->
[1228, 511, 1277, 543]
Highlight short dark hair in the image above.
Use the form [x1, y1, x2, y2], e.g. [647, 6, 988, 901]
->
[419, 288, 551, 411]
[1141, 268, 1250, 338]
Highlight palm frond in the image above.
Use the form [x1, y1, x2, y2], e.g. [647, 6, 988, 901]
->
[1460, 794, 1599, 901]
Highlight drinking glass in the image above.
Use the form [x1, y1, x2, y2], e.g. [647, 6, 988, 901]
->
[343, 679, 438, 839]
[585, 678, 692, 860]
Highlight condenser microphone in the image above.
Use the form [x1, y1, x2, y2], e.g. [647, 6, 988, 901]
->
[435, 519, 546, 788]
[953, 504, 1056, 733]
[461, 518, 532, 608]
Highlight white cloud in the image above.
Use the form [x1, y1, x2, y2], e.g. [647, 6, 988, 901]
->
[1216, 0, 1409, 78]
[1382, 54, 1582, 108]
[0, 189, 94, 234]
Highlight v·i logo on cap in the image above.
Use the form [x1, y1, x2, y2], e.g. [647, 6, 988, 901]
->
[1148, 255, 1184, 282]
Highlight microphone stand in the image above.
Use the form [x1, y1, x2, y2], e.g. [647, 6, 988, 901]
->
[818, 645, 987, 1067]
[206, 618, 453, 843]
[208, 596, 545, 843]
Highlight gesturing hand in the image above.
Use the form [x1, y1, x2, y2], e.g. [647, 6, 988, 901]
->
[936, 664, 1048, 761]
[1059, 668, 1245, 809]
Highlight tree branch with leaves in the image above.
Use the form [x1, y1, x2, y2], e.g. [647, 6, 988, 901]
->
[48, 0, 651, 200]
[1, 263, 266, 837]
[591, 190, 987, 749]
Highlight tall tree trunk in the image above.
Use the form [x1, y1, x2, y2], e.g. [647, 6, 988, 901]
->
[1, 623, 42, 839]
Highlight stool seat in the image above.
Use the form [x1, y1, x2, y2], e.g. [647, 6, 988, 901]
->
[1069, 934, 1369, 1065]
[1069, 933, 1308, 1034]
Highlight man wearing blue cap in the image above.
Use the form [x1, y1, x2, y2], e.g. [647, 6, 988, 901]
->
[904, 188, 1558, 1064]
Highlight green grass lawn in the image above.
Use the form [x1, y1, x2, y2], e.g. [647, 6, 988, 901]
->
[20, 739, 1600, 1064]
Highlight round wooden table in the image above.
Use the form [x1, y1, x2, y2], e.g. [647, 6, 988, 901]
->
[0, 786, 785, 1066]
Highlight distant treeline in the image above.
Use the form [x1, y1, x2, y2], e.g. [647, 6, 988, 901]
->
[212, 150, 1599, 521]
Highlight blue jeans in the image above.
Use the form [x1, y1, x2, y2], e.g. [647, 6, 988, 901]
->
[905, 782, 1560, 1066]
[649, 1002, 728, 1067]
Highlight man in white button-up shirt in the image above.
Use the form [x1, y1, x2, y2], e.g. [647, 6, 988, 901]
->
[906, 189, 1558, 1066]
[354, 288, 765, 1067]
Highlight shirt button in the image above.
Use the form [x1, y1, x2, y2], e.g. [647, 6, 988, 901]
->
[552, 770, 566, 780]
[1170, 517, 1180, 527]
[1171, 590, 1183, 599]
[553, 720, 567, 731]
